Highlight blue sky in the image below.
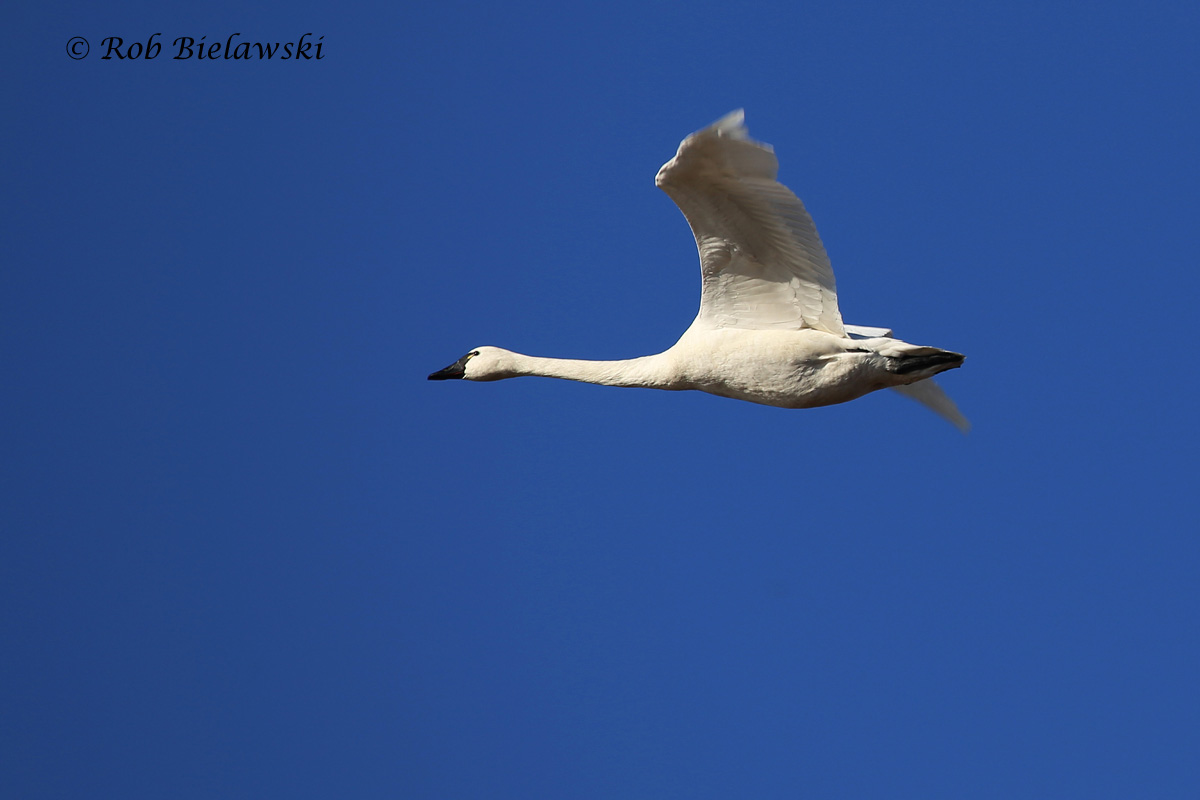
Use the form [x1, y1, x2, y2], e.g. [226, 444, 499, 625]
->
[4, 1, 1199, 797]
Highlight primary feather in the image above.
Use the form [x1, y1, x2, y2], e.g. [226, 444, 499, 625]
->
[655, 109, 844, 336]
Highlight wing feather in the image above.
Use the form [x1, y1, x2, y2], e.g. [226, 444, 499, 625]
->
[890, 380, 971, 433]
[656, 111, 844, 335]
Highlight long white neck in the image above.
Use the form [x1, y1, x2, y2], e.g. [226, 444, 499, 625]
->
[507, 352, 677, 389]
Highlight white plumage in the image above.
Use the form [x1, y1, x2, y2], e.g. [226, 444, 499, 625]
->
[430, 110, 968, 432]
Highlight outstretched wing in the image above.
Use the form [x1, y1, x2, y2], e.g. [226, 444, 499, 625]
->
[655, 110, 844, 335]
[891, 380, 971, 433]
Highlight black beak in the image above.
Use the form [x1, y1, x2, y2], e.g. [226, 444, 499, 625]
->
[428, 354, 469, 380]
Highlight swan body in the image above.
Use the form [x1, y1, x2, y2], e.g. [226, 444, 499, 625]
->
[430, 111, 968, 431]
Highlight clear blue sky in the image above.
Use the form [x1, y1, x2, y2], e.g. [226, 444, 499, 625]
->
[5, 1, 1199, 797]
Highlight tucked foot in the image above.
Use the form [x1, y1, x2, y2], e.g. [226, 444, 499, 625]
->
[886, 347, 965, 379]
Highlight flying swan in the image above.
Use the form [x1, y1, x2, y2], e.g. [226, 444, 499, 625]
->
[429, 111, 968, 431]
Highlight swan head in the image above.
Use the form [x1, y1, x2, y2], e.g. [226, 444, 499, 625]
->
[427, 346, 518, 381]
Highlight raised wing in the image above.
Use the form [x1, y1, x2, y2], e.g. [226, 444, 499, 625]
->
[655, 110, 844, 335]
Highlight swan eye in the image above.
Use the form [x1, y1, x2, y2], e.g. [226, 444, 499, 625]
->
[468, 350, 480, 358]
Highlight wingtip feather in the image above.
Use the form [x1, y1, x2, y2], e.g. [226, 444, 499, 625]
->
[890, 380, 971, 434]
[711, 109, 747, 138]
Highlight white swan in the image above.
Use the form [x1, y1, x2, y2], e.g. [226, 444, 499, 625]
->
[430, 110, 968, 431]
